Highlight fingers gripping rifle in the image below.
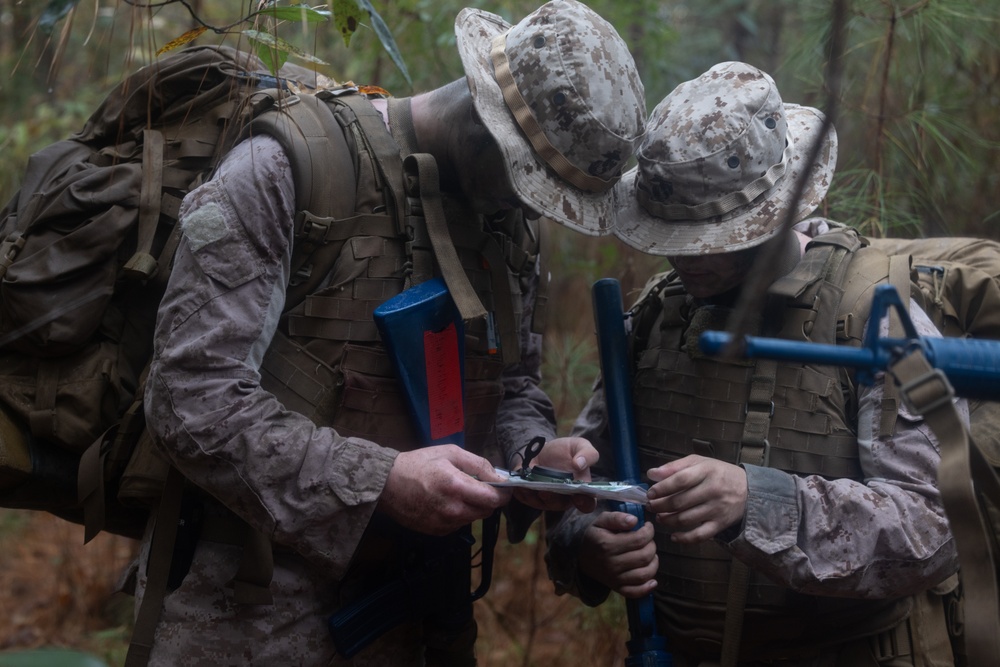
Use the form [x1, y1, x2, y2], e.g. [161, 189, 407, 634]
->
[700, 283, 1000, 666]
[592, 278, 673, 667]
[327, 278, 500, 659]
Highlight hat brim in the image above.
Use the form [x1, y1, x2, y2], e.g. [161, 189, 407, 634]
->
[613, 104, 837, 256]
[455, 8, 617, 236]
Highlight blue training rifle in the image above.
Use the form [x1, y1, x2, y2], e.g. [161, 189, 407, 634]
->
[698, 282, 1000, 666]
[327, 277, 499, 658]
[698, 283, 1000, 400]
[592, 278, 673, 667]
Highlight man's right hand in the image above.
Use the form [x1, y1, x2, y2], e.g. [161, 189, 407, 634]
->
[376, 444, 512, 536]
[579, 511, 658, 598]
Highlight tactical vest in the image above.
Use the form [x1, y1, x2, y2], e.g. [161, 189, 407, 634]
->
[254, 92, 544, 460]
[628, 225, 913, 660]
[127, 89, 546, 665]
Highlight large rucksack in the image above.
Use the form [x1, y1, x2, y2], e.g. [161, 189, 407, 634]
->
[0, 44, 357, 542]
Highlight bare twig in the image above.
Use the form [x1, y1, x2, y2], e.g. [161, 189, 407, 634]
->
[722, 0, 848, 355]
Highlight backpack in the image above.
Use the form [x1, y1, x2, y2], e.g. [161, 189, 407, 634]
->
[0, 44, 357, 542]
[865, 237, 1000, 455]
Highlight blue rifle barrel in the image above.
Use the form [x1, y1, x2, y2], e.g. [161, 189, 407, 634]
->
[699, 331, 1000, 401]
[592, 278, 672, 667]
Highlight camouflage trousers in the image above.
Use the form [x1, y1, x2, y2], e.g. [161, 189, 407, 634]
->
[132, 533, 476, 666]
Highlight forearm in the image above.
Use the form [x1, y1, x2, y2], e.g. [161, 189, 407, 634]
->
[727, 378, 960, 598]
[544, 507, 611, 606]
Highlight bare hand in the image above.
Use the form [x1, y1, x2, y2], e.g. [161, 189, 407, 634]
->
[377, 444, 512, 535]
[512, 436, 600, 513]
[579, 511, 658, 598]
[646, 455, 748, 544]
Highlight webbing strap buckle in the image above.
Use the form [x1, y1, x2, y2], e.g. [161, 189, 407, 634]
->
[897, 366, 955, 416]
[0, 232, 26, 275]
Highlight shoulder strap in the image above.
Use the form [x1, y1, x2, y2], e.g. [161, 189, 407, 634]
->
[836, 245, 912, 437]
[337, 93, 408, 236]
[357, 96, 488, 326]
[239, 89, 357, 286]
[626, 271, 683, 372]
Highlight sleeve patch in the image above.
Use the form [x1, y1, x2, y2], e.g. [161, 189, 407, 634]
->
[181, 201, 229, 252]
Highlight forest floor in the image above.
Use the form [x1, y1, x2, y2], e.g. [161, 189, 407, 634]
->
[0, 509, 629, 666]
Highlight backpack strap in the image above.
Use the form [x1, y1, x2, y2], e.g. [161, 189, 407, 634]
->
[890, 349, 1000, 666]
[238, 89, 358, 299]
[124, 467, 185, 667]
[386, 99, 436, 289]
[401, 153, 488, 325]
[382, 99, 488, 326]
[121, 129, 166, 281]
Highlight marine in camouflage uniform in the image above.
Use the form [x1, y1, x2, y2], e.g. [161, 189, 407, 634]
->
[545, 62, 963, 666]
[133, 1, 646, 665]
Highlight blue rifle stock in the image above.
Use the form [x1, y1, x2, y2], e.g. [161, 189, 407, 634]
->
[327, 278, 498, 658]
[698, 284, 1000, 400]
[592, 278, 673, 667]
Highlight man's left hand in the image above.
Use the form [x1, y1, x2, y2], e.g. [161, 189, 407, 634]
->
[511, 436, 599, 513]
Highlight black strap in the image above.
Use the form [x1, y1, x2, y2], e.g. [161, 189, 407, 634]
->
[124, 467, 185, 667]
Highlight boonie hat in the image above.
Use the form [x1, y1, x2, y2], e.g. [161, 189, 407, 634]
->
[455, 0, 646, 236]
[614, 61, 837, 256]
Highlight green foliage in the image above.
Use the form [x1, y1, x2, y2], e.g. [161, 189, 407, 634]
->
[338, 0, 411, 83]
[778, 0, 1000, 237]
[237, 0, 410, 83]
[0, 97, 96, 207]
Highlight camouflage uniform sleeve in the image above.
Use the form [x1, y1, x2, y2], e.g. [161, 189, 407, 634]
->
[145, 135, 397, 580]
[727, 300, 962, 598]
[495, 258, 558, 467]
[494, 258, 561, 541]
[544, 386, 618, 605]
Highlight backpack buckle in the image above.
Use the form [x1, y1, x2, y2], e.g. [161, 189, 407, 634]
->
[0, 232, 26, 276]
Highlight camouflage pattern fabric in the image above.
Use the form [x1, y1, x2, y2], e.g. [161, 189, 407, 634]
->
[456, 0, 646, 236]
[613, 61, 837, 256]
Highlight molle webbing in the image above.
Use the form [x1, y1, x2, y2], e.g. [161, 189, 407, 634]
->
[238, 89, 364, 311]
[836, 245, 899, 436]
[770, 225, 863, 344]
[287, 237, 408, 344]
[634, 309, 863, 481]
[630, 227, 882, 653]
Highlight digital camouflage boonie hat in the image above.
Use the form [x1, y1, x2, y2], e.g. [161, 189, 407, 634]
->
[455, 0, 646, 236]
[614, 61, 838, 256]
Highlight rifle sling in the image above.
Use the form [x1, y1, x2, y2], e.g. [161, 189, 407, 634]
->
[890, 350, 1000, 665]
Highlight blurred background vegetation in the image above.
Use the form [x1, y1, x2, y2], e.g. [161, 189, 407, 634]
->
[0, 1, 998, 665]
